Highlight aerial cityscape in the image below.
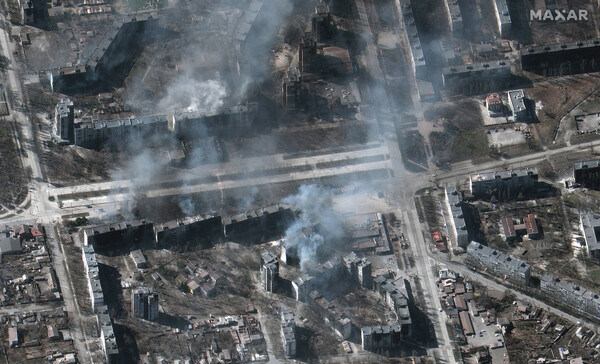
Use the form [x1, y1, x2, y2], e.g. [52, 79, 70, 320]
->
[2, 0, 600, 363]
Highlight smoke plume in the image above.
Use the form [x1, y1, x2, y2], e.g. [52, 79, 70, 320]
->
[282, 184, 345, 272]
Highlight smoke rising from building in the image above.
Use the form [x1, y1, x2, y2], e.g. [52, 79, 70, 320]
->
[282, 184, 345, 272]
[158, 77, 227, 114]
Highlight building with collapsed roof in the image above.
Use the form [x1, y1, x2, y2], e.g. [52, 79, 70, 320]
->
[322, 46, 353, 75]
[291, 257, 346, 302]
[153, 215, 223, 247]
[521, 39, 600, 76]
[469, 167, 538, 201]
[82, 220, 154, 248]
[172, 103, 259, 140]
[307, 290, 353, 339]
[574, 159, 600, 190]
[223, 205, 294, 239]
[282, 66, 303, 109]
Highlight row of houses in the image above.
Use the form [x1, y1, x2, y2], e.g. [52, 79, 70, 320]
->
[82, 204, 295, 248]
[82, 245, 118, 363]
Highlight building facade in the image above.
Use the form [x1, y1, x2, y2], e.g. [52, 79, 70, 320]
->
[131, 288, 159, 321]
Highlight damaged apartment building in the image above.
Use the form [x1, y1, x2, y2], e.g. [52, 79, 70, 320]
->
[271, 244, 415, 352]
[48, 12, 159, 92]
[467, 242, 600, 322]
[83, 205, 295, 250]
[58, 100, 259, 149]
[281, 4, 354, 110]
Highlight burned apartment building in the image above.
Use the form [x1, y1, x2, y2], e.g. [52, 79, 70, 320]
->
[131, 287, 159, 321]
[500, 214, 540, 242]
[307, 290, 353, 339]
[48, 12, 159, 92]
[153, 215, 223, 248]
[311, 1, 333, 42]
[469, 167, 538, 201]
[82, 220, 154, 248]
[574, 159, 600, 190]
[372, 276, 413, 337]
[291, 257, 347, 302]
[70, 102, 257, 149]
[260, 250, 279, 292]
[280, 309, 296, 358]
[398, 0, 427, 80]
[54, 98, 74, 143]
[299, 37, 319, 75]
[493, 0, 511, 38]
[467, 242, 531, 285]
[580, 213, 600, 259]
[173, 103, 259, 140]
[445, 186, 469, 249]
[282, 66, 304, 110]
[361, 325, 404, 352]
[73, 114, 170, 149]
[521, 39, 600, 76]
[343, 252, 372, 289]
[442, 61, 513, 95]
[223, 205, 294, 240]
[443, 0, 463, 35]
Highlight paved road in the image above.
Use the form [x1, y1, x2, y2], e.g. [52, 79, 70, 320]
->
[355, 0, 455, 361]
[45, 226, 95, 363]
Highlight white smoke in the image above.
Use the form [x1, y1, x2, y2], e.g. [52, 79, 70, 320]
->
[282, 184, 345, 272]
[158, 77, 227, 114]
